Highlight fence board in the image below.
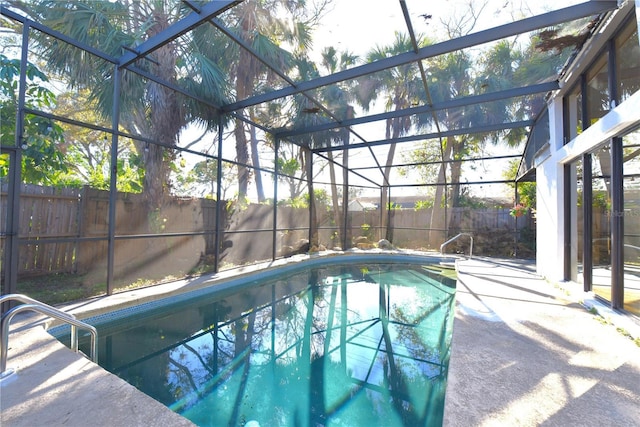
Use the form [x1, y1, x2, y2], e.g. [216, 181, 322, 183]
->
[2, 183, 546, 280]
[0, 185, 81, 276]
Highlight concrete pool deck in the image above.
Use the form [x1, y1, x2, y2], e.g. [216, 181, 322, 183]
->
[1, 254, 640, 426]
[445, 257, 640, 426]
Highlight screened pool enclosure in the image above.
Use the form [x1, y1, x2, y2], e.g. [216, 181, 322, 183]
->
[1, 1, 631, 304]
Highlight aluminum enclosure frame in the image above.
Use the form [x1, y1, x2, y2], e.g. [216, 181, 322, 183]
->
[0, 1, 621, 297]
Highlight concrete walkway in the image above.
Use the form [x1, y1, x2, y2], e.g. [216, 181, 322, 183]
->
[444, 257, 640, 426]
[1, 255, 639, 426]
[0, 316, 194, 426]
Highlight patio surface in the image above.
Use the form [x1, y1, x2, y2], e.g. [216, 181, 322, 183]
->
[1, 254, 639, 426]
[445, 257, 640, 426]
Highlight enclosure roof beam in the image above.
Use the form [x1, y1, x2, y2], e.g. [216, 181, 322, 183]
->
[312, 151, 382, 188]
[388, 179, 516, 188]
[350, 154, 522, 171]
[118, 0, 243, 68]
[399, 0, 445, 144]
[315, 120, 533, 153]
[223, 1, 617, 112]
[0, 6, 118, 63]
[276, 81, 559, 138]
[204, 13, 375, 157]
[0, 6, 225, 113]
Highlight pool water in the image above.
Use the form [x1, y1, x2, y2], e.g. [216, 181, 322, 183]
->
[73, 258, 456, 426]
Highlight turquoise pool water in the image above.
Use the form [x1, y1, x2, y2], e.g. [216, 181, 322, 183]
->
[69, 255, 456, 426]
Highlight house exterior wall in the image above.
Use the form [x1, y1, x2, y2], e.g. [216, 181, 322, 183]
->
[539, 89, 640, 281]
[536, 1, 640, 289]
[538, 97, 567, 280]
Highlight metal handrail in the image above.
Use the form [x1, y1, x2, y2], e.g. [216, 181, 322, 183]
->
[440, 233, 473, 258]
[0, 294, 80, 351]
[1, 294, 97, 380]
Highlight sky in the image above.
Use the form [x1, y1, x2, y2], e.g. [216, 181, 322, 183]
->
[175, 0, 590, 202]
[289, 0, 585, 200]
[310, 0, 583, 61]
[179, 0, 588, 201]
[2, 0, 586, 201]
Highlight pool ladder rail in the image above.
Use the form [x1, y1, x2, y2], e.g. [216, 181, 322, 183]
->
[440, 232, 473, 258]
[0, 294, 98, 383]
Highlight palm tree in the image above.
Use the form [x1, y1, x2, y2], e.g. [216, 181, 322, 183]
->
[417, 33, 569, 246]
[426, 49, 477, 214]
[8, 0, 230, 210]
[422, 44, 520, 245]
[358, 32, 433, 241]
[222, 0, 321, 202]
[284, 47, 357, 248]
[318, 47, 358, 247]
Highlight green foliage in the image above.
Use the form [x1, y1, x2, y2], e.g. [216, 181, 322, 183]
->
[148, 208, 167, 233]
[176, 159, 217, 196]
[11, 1, 234, 203]
[280, 195, 308, 208]
[17, 273, 105, 306]
[414, 199, 433, 210]
[519, 183, 536, 208]
[503, 159, 536, 208]
[592, 192, 611, 209]
[509, 204, 528, 217]
[400, 29, 567, 205]
[457, 194, 487, 209]
[0, 54, 69, 185]
[360, 223, 372, 239]
[1, 55, 144, 190]
[228, 195, 250, 211]
[307, 188, 330, 206]
[275, 157, 300, 177]
[399, 139, 442, 184]
[277, 189, 331, 209]
[575, 191, 610, 210]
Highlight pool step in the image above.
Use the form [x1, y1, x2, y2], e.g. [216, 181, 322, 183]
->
[439, 261, 456, 269]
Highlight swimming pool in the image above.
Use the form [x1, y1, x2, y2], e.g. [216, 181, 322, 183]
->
[59, 254, 457, 426]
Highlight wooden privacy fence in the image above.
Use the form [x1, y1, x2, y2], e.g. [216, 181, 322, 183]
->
[0, 185, 223, 279]
[2, 184, 541, 280]
[1, 184, 81, 276]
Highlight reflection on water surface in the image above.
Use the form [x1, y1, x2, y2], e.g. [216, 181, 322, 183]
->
[91, 262, 456, 426]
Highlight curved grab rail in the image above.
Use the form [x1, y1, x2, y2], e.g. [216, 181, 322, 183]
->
[0, 294, 81, 354]
[440, 233, 473, 258]
[1, 295, 97, 379]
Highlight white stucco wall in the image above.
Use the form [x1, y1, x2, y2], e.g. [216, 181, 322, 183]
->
[536, 90, 640, 282]
[535, 160, 566, 280]
[535, 98, 566, 281]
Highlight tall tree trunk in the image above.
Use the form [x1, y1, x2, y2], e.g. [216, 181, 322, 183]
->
[234, 118, 250, 201]
[143, 143, 167, 211]
[381, 117, 399, 242]
[234, 8, 255, 202]
[341, 111, 352, 249]
[449, 137, 464, 209]
[249, 124, 265, 202]
[382, 143, 396, 242]
[307, 148, 318, 248]
[143, 34, 183, 217]
[429, 137, 453, 248]
[229, 310, 256, 427]
[327, 151, 342, 245]
[448, 138, 464, 233]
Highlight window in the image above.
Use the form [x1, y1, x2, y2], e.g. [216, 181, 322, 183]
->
[615, 17, 640, 104]
[586, 52, 610, 126]
[563, 83, 582, 143]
